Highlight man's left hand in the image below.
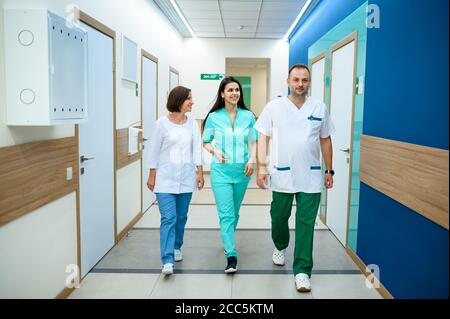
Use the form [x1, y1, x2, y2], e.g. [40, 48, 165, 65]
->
[325, 173, 333, 189]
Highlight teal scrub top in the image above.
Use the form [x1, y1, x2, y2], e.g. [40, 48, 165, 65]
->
[202, 108, 258, 184]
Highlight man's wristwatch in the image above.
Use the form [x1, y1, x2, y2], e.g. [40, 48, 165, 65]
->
[325, 169, 335, 176]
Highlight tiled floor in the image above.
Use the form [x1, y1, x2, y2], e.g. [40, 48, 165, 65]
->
[69, 175, 382, 299]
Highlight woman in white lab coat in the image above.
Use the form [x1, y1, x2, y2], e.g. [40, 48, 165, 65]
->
[146, 86, 204, 276]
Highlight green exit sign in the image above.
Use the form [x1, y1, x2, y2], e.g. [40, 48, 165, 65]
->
[201, 73, 224, 80]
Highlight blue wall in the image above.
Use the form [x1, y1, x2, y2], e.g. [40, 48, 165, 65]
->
[289, 0, 367, 66]
[289, 0, 449, 298]
[358, 184, 449, 299]
[358, 0, 449, 299]
[363, 0, 449, 149]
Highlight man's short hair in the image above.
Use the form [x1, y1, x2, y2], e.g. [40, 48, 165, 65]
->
[288, 64, 310, 78]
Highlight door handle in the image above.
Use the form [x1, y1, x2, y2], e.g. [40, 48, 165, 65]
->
[143, 138, 149, 142]
[339, 148, 350, 153]
[80, 155, 95, 163]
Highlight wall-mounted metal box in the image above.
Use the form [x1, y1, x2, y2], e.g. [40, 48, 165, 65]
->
[4, 9, 88, 125]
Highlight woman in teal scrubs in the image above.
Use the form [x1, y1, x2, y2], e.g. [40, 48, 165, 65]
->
[202, 76, 258, 273]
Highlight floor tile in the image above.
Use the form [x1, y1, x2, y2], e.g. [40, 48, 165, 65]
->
[68, 273, 159, 299]
[309, 275, 382, 299]
[149, 274, 233, 299]
[231, 274, 312, 299]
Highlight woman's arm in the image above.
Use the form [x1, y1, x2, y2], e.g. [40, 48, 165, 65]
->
[244, 140, 257, 176]
[203, 142, 228, 163]
[146, 121, 163, 191]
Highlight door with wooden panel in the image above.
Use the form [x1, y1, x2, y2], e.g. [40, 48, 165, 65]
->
[326, 33, 357, 246]
[142, 54, 158, 213]
[78, 21, 115, 277]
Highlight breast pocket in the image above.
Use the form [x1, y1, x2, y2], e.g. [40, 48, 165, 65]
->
[307, 116, 322, 136]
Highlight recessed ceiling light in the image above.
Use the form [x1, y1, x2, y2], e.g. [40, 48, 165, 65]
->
[283, 0, 312, 41]
[169, 0, 196, 38]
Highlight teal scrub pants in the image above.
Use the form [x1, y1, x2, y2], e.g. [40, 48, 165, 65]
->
[211, 180, 249, 259]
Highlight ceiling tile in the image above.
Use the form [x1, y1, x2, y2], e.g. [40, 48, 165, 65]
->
[188, 18, 223, 26]
[257, 19, 292, 28]
[224, 25, 257, 32]
[192, 25, 224, 32]
[261, 1, 305, 12]
[222, 18, 258, 25]
[219, 1, 261, 11]
[256, 26, 288, 33]
[196, 31, 226, 37]
[259, 10, 298, 19]
[226, 32, 256, 38]
[221, 11, 260, 19]
[255, 32, 284, 39]
[176, 0, 220, 11]
[182, 10, 222, 19]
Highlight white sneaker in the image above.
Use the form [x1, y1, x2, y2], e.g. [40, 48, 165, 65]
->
[174, 249, 183, 262]
[295, 273, 311, 292]
[272, 248, 285, 266]
[161, 263, 173, 276]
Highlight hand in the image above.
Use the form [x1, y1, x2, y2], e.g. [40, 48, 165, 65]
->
[196, 173, 205, 190]
[244, 162, 255, 176]
[325, 173, 333, 189]
[147, 174, 156, 192]
[213, 149, 228, 163]
[257, 171, 269, 189]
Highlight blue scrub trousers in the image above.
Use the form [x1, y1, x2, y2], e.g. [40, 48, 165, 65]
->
[156, 192, 192, 264]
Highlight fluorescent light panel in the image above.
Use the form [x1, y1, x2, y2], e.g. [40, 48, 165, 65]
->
[282, 0, 312, 41]
[169, 0, 197, 38]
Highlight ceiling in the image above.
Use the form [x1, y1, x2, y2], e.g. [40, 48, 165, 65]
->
[154, 0, 317, 39]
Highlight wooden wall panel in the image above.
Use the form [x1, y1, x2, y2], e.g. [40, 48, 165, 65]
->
[360, 135, 449, 229]
[0, 137, 79, 226]
[116, 128, 142, 170]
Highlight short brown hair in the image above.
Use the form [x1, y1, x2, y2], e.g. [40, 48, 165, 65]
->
[167, 86, 191, 112]
[288, 64, 310, 77]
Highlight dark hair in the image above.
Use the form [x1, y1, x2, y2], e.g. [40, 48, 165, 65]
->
[166, 86, 191, 112]
[202, 76, 250, 131]
[288, 63, 310, 78]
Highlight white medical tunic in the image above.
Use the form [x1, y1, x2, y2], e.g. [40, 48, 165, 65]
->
[254, 96, 336, 194]
[146, 116, 203, 194]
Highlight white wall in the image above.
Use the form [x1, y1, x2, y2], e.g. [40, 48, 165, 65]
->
[0, 0, 183, 298]
[0, 193, 77, 298]
[226, 66, 268, 117]
[180, 38, 289, 120]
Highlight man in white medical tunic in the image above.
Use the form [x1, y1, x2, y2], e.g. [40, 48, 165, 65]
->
[254, 64, 336, 292]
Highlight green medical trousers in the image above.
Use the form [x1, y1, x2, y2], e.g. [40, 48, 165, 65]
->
[211, 181, 249, 259]
[270, 191, 321, 277]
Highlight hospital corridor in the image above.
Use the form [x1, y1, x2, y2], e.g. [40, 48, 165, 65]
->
[0, 0, 448, 303]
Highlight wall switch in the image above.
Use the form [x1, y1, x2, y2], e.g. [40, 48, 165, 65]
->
[66, 167, 73, 180]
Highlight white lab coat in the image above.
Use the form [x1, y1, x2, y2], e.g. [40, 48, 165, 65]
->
[254, 96, 335, 193]
[146, 116, 203, 194]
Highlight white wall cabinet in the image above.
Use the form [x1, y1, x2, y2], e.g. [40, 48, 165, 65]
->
[4, 9, 88, 125]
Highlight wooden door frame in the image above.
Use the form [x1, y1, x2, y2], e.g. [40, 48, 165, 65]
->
[310, 51, 328, 225]
[327, 31, 358, 247]
[76, 11, 117, 278]
[140, 49, 159, 214]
